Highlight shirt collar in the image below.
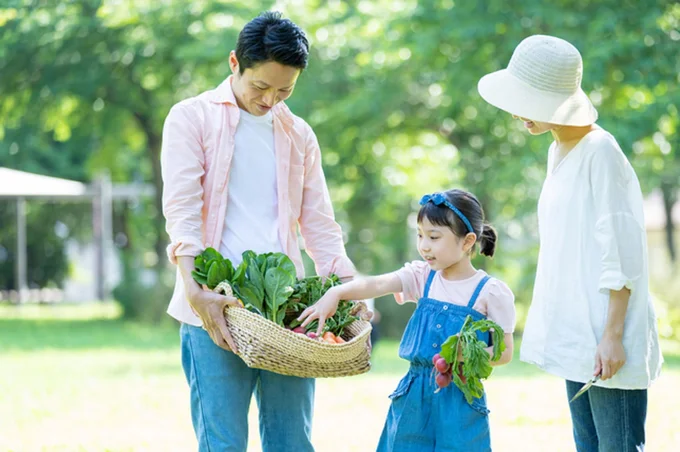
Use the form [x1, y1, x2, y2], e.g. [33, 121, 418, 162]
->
[209, 76, 294, 127]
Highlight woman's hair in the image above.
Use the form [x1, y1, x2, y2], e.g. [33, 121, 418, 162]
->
[417, 189, 497, 257]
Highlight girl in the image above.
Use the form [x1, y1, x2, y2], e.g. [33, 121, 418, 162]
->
[477, 35, 662, 451]
[299, 188, 515, 451]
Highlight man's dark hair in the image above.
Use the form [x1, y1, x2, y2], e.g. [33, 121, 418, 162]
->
[235, 11, 309, 73]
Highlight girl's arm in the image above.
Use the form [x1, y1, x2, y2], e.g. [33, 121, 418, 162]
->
[298, 273, 403, 334]
[297, 126, 356, 282]
[457, 332, 513, 366]
[487, 333, 513, 366]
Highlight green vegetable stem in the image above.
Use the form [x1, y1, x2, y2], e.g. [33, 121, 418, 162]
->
[438, 315, 506, 404]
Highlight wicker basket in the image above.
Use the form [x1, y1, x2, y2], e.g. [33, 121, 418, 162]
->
[223, 306, 372, 378]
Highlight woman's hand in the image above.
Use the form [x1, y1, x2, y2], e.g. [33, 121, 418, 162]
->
[297, 287, 342, 335]
[594, 334, 626, 380]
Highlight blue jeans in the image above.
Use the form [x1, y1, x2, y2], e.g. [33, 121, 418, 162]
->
[180, 323, 315, 452]
[566, 380, 647, 452]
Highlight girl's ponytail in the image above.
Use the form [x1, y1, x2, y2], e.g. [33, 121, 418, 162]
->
[479, 224, 497, 257]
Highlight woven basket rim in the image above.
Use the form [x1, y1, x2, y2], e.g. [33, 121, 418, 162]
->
[225, 305, 372, 347]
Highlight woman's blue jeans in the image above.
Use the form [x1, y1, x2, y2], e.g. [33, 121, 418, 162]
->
[566, 380, 647, 452]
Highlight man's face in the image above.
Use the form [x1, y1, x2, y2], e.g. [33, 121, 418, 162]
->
[229, 51, 300, 116]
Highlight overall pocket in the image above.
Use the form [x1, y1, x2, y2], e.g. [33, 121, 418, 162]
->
[469, 393, 490, 416]
[389, 373, 416, 400]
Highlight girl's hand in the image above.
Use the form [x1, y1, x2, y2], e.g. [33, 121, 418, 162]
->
[297, 288, 342, 335]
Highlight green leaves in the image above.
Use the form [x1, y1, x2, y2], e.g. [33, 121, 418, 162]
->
[193, 247, 234, 290]
[440, 315, 506, 404]
[192, 248, 301, 325]
[264, 266, 296, 323]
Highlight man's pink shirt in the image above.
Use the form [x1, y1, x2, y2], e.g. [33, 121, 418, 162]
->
[161, 77, 355, 325]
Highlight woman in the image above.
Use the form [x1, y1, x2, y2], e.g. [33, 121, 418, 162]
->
[477, 35, 662, 452]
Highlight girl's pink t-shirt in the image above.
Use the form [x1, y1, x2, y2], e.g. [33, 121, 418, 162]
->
[394, 260, 516, 333]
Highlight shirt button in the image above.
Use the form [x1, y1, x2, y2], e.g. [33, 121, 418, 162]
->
[436, 324, 441, 329]
[443, 306, 448, 311]
[433, 343, 438, 348]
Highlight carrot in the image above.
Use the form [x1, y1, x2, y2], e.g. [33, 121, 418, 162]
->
[334, 336, 346, 344]
[323, 332, 338, 344]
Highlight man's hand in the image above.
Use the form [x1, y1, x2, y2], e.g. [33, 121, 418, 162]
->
[187, 284, 241, 352]
[594, 335, 626, 380]
[177, 255, 241, 352]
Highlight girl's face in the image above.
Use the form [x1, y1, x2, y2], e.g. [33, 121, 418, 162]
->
[513, 115, 559, 136]
[417, 217, 476, 272]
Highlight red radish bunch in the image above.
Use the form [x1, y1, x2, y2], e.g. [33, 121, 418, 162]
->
[432, 353, 467, 391]
[432, 353, 452, 389]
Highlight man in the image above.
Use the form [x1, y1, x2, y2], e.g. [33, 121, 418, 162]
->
[160, 12, 355, 451]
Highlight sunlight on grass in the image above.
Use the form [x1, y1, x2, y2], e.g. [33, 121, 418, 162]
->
[1, 303, 679, 451]
[0, 302, 122, 321]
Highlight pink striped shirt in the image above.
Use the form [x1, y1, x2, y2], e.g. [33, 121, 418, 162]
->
[161, 77, 355, 325]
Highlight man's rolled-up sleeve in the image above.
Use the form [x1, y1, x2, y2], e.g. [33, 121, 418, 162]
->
[297, 125, 356, 280]
[160, 103, 206, 264]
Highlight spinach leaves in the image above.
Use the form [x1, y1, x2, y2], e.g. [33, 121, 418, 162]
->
[439, 315, 506, 404]
[192, 248, 355, 335]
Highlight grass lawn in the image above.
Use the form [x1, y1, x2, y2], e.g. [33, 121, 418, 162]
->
[1, 303, 678, 451]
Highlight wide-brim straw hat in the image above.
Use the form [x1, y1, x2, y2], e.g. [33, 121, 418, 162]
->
[478, 35, 598, 126]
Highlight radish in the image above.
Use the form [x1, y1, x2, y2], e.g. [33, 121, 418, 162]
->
[306, 331, 319, 339]
[435, 372, 452, 389]
[432, 353, 441, 366]
[435, 358, 450, 374]
[292, 326, 307, 334]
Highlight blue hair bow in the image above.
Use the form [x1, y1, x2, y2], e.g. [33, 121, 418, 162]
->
[419, 193, 474, 234]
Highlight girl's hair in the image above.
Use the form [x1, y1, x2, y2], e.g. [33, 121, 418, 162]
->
[417, 189, 497, 257]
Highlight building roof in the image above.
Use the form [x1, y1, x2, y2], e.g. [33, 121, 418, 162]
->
[0, 167, 87, 198]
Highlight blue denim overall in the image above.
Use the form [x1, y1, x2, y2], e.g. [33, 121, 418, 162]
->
[377, 271, 493, 452]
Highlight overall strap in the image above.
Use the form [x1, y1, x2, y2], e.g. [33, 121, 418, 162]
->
[467, 275, 491, 308]
[423, 270, 437, 299]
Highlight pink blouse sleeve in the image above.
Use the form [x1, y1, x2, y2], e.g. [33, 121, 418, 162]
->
[483, 279, 516, 334]
[393, 260, 431, 304]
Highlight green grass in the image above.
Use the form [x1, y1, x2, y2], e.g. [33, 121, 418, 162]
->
[1, 303, 679, 451]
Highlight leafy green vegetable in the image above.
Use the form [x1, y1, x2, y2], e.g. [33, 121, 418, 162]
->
[439, 315, 506, 404]
[191, 248, 359, 334]
[244, 253, 265, 302]
[264, 266, 295, 323]
[191, 270, 208, 286]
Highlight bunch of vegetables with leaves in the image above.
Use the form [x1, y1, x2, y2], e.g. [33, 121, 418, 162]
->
[432, 315, 506, 404]
[192, 248, 297, 324]
[192, 248, 368, 343]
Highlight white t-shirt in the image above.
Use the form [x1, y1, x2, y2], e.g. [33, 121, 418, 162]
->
[520, 128, 662, 389]
[220, 109, 283, 264]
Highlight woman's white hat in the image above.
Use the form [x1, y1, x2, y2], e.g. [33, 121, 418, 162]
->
[477, 35, 598, 126]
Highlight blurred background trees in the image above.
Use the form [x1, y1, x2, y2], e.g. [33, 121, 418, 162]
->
[1, 0, 678, 335]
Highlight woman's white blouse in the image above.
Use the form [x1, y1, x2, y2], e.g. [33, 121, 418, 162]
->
[520, 129, 662, 389]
